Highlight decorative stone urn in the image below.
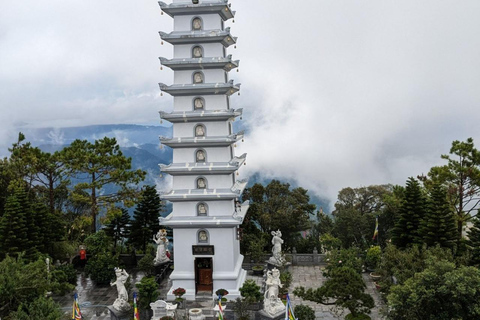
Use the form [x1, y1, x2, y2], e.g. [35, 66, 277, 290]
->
[188, 308, 204, 320]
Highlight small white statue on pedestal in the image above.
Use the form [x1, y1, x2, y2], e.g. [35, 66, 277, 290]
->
[263, 268, 285, 316]
[153, 229, 170, 266]
[111, 268, 131, 312]
[268, 230, 285, 266]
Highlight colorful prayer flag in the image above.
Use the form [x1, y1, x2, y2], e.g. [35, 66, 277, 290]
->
[372, 216, 379, 240]
[218, 299, 225, 320]
[72, 293, 83, 320]
[285, 293, 296, 320]
[133, 292, 140, 320]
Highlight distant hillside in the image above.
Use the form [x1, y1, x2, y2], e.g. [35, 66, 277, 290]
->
[21, 124, 329, 213]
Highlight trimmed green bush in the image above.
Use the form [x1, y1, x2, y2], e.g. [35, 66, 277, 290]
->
[239, 279, 262, 302]
[85, 253, 117, 284]
[294, 304, 315, 320]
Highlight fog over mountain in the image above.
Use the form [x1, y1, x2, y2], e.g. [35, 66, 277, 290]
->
[2, 1, 480, 209]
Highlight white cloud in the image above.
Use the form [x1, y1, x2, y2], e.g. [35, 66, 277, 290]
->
[2, 0, 480, 208]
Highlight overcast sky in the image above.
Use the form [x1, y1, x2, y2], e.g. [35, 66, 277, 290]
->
[1, 0, 480, 208]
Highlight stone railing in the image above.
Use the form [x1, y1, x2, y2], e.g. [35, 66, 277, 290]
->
[242, 248, 327, 268]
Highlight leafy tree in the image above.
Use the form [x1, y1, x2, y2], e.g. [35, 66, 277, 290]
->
[467, 216, 480, 266]
[420, 183, 457, 249]
[316, 208, 334, 236]
[104, 208, 131, 252]
[376, 244, 453, 295]
[0, 255, 50, 317]
[391, 177, 426, 248]
[387, 260, 480, 320]
[294, 266, 374, 319]
[84, 230, 112, 256]
[325, 247, 364, 275]
[129, 186, 164, 252]
[242, 180, 316, 250]
[419, 138, 480, 241]
[8, 296, 63, 320]
[8, 134, 68, 215]
[61, 137, 145, 232]
[379, 185, 404, 245]
[332, 185, 392, 248]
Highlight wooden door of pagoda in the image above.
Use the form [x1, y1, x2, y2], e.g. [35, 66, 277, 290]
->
[195, 258, 213, 293]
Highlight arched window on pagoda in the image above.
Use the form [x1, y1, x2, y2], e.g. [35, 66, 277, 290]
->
[196, 177, 207, 189]
[192, 46, 203, 58]
[195, 124, 206, 137]
[197, 229, 209, 243]
[193, 72, 204, 84]
[192, 17, 202, 31]
[195, 149, 206, 163]
[193, 97, 205, 110]
[197, 203, 208, 216]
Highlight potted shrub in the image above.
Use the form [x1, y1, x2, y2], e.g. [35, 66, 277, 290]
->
[136, 277, 159, 319]
[215, 288, 229, 302]
[294, 305, 315, 320]
[279, 271, 292, 299]
[365, 246, 381, 272]
[239, 280, 262, 310]
[249, 238, 266, 276]
[172, 287, 186, 308]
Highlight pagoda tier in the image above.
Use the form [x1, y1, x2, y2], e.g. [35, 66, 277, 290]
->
[159, 56, 239, 71]
[159, 28, 237, 47]
[159, 108, 242, 123]
[161, 179, 248, 202]
[160, 201, 250, 227]
[158, 80, 240, 96]
[158, 0, 235, 21]
[159, 153, 246, 175]
[160, 131, 244, 148]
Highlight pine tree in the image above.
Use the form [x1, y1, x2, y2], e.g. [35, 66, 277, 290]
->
[420, 183, 457, 249]
[104, 208, 131, 251]
[128, 186, 164, 252]
[392, 177, 426, 248]
[468, 216, 480, 266]
[0, 188, 29, 257]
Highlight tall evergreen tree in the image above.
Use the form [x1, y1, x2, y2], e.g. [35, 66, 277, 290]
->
[128, 186, 164, 252]
[419, 138, 480, 242]
[0, 187, 29, 257]
[467, 216, 480, 266]
[392, 177, 426, 248]
[420, 183, 457, 249]
[104, 208, 131, 251]
[61, 137, 146, 232]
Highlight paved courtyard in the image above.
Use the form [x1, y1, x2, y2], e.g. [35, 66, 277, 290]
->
[55, 266, 386, 320]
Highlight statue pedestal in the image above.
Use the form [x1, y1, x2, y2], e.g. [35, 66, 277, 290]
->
[255, 309, 285, 320]
[267, 261, 291, 272]
[107, 306, 131, 320]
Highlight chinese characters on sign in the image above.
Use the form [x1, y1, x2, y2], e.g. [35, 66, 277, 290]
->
[192, 245, 215, 255]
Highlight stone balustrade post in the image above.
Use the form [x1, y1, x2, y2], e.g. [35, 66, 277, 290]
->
[313, 247, 319, 265]
[292, 247, 297, 265]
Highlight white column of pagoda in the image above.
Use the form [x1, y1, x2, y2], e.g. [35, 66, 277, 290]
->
[157, 0, 249, 301]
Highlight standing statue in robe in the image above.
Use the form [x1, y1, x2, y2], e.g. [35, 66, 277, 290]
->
[268, 230, 285, 266]
[263, 268, 285, 316]
[153, 229, 170, 266]
[111, 268, 130, 311]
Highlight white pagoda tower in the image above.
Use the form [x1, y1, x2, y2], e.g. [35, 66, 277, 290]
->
[157, 0, 249, 300]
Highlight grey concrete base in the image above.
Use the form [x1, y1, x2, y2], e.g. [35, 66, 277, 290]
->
[107, 306, 132, 320]
[255, 309, 285, 320]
